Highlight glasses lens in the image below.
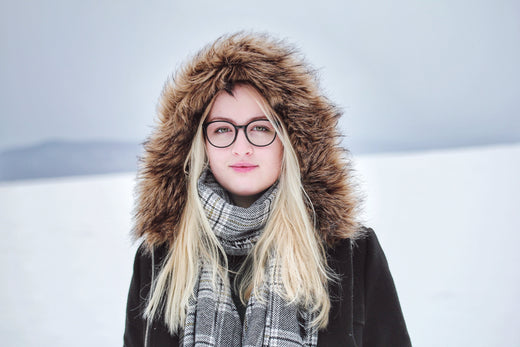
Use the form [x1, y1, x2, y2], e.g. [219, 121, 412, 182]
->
[205, 121, 236, 147]
[246, 120, 276, 146]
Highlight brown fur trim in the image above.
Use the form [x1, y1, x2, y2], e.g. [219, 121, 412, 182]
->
[133, 32, 360, 248]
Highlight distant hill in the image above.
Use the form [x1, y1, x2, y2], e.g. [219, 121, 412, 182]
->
[0, 140, 142, 181]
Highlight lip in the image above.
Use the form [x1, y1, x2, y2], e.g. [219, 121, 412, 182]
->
[230, 162, 258, 173]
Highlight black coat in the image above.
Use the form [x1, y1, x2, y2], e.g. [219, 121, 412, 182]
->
[124, 228, 411, 347]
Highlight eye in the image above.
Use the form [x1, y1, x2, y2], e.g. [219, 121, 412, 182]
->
[208, 122, 234, 135]
[215, 126, 232, 134]
[251, 125, 269, 132]
[249, 121, 274, 133]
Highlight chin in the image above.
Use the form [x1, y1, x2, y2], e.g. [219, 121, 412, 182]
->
[229, 188, 264, 197]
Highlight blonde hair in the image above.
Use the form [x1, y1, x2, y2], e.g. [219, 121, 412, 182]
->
[144, 84, 332, 332]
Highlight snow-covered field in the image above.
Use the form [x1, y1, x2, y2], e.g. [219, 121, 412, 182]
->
[1, 143, 519, 346]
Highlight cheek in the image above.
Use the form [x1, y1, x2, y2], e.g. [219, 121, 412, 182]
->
[271, 141, 284, 175]
[205, 144, 219, 166]
[205, 145, 228, 179]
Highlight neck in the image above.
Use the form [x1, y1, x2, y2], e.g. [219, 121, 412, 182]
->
[230, 193, 262, 208]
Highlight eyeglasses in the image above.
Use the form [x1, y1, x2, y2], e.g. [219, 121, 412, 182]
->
[203, 119, 277, 148]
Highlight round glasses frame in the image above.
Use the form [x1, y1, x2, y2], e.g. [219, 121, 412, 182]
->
[203, 119, 278, 148]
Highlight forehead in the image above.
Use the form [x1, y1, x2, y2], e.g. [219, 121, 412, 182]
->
[207, 85, 266, 122]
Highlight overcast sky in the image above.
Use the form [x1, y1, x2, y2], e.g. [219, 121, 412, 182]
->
[1, 0, 519, 154]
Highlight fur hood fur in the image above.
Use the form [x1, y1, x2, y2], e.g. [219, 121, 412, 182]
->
[134, 32, 360, 248]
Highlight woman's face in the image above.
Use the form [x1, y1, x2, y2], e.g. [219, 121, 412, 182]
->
[205, 85, 283, 207]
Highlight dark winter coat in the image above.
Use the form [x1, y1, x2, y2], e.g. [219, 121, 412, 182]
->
[124, 32, 411, 346]
[124, 228, 411, 346]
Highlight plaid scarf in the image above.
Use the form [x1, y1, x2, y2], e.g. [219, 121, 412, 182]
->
[181, 171, 318, 347]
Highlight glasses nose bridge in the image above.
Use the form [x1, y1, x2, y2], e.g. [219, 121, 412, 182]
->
[233, 124, 250, 143]
[234, 124, 247, 132]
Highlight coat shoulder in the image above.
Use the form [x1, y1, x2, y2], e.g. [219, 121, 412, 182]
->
[352, 227, 412, 347]
[124, 242, 177, 347]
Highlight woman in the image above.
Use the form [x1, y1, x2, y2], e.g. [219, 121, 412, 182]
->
[124, 32, 411, 347]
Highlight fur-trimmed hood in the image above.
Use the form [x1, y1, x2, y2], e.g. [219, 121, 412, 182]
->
[134, 32, 360, 248]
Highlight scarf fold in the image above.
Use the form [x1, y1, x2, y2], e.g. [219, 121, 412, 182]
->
[181, 171, 317, 347]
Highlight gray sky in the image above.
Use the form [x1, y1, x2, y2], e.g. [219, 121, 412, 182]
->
[1, 0, 519, 153]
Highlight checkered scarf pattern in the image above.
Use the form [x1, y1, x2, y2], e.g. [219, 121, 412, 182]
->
[180, 171, 318, 347]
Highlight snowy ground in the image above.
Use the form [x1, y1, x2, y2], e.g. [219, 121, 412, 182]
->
[1, 143, 519, 346]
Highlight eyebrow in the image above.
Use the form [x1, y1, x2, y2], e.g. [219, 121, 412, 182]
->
[206, 115, 268, 123]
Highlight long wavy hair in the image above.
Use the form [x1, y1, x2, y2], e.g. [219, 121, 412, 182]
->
[144, 84, 332, 333]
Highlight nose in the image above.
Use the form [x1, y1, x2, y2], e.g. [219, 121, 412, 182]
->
[231, 128, 253, 156]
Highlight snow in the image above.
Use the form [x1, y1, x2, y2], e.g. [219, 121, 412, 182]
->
[354, 144, 520, 346]
[0, 174, 137, 346]
[1, 144, 519, 346]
